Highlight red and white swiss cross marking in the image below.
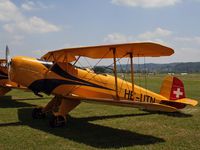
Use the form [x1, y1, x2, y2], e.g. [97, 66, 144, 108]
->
[173, 88, 183, 99]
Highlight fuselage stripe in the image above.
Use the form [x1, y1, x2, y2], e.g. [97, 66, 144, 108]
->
[50, 63, 113, 91]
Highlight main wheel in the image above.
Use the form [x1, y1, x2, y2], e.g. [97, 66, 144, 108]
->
[32, 107, 46, 119]
[49, 115, 66, 128]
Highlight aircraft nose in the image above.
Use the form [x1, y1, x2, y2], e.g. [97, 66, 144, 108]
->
[9, 57, 22, 69]
[9, 56, 24, 82]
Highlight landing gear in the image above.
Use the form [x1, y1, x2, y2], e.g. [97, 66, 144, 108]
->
[49, 115, 66, 128]
[32, 107, 46, 119]
[32, 96, 80, 128]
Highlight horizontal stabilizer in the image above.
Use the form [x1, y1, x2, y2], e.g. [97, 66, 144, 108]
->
[175, 98, 198, 106]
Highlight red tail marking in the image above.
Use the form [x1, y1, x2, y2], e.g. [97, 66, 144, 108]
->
[170, 77, 185, 100]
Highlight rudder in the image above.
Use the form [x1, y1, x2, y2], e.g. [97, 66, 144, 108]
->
[160, 76, 186, 100]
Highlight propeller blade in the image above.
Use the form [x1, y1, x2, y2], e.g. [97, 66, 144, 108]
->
[5, 45, 10, 67]
[5, 45, 12, 80]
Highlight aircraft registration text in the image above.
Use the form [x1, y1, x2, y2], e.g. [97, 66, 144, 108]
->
[124, 89, 156, 103]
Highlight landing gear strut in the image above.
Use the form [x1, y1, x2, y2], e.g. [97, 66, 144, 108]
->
[31, 96, 80, 127]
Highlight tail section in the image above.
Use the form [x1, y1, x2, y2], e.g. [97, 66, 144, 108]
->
[160, 76, 198, 109]
[160, 76, 185, 100]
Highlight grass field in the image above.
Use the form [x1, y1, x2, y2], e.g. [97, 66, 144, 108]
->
[0, 74, 200, 150]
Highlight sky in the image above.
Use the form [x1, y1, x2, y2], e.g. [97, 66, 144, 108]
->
[0, 0, 200, 64]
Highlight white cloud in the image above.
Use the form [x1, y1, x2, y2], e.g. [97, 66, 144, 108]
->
[21, 0, 53, 11]
[138, 28, 172, 39]
[174, 36, 200, 45]
[4, 16, 60, 33]
[21, 1, 35, 11]
[111, 0, 182, 8]
[104, 33, 130, 43]
[104, 28, 172, 44]
[0, 0, 60, 34]
[0, 0, 23, 22]
[172, 47, 200, 62]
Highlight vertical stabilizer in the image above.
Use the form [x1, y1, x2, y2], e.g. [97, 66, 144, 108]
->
[160, 76, 185, 100]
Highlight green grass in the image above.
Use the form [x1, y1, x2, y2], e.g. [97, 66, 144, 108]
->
[0, 74, 200, 150]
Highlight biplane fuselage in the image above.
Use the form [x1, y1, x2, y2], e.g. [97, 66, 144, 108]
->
[10, 57, 161, 99]
[7, 42, 198, 127]
[10, 56, 197, 110]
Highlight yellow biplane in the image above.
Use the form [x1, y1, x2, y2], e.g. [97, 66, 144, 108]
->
[8, 42, 198, 127]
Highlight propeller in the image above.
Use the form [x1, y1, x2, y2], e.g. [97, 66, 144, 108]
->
[5, 45, 11, 67]
[5, 45, 12, 81]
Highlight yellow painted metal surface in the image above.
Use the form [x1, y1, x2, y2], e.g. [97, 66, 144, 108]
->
[42, 42, 174, 62]
[9, 56, 198, 113]
[160, 76, 173, 99]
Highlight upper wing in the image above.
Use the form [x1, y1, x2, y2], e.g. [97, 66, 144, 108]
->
[41, 42, 174, 62]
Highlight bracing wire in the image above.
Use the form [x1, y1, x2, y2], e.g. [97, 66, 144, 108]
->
[102, 53, 129, 72]
[65, 49, 113, 95]
[66, 50, 131, 97]
[116, 57, 128, 94]
[73, 56, 81, 66]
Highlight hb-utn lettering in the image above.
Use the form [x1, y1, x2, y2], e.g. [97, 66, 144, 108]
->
[124, 89, 156, 103]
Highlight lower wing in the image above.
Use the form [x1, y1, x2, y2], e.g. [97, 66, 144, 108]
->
[64, 96, 178, 112]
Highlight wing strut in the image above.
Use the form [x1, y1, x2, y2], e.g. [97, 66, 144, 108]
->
[73, 56, 81, 66]
[112, 48, 119, 99]
[129, 53, 134, 100]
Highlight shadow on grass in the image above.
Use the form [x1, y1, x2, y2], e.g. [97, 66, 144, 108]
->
[0, 96, 49, 108]
[77, 112, 153, 122]
[21, 108, 165, 148]
[0, 98, 191, 148]
[0, 96, 35, 108]
[142, 110, 193, 118]
[13, 97, 48, 101]
[0, 108, 165, 148]
[157, 111, 193, 118]
[0, 122, 21, 127]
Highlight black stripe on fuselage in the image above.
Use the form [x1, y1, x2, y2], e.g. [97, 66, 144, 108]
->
[0, 70, 8, 76]
[30, 61, 113, 94]
[0, 70, 8, 79]
[0, 74, 8, 79]
[51, 63, 113, 91]
[28, 79, 107, 95]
